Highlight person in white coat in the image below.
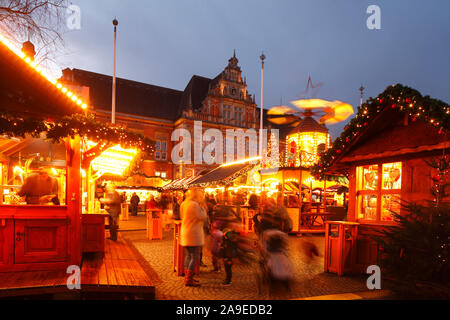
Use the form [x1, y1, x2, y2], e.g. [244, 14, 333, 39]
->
[180, 188, 207, 287]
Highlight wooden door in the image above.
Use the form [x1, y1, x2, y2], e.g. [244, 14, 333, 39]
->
[14, 219, 69, 264]
[0, 218, 13, 267]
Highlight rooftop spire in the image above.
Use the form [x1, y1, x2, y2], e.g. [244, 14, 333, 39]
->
[228, 50, 239, 68]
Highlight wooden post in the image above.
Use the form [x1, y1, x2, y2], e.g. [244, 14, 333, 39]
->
[147, 209, 162, 240]
[324, 222, 330, 272]
[224, 186, 229, 205]
[280, 171, 285, 206]
[298, 169, 303, 227]
[66, 136, 82, 267]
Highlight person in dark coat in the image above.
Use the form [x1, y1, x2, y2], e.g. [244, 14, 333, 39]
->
[248, 193, 259, 210]
[172, 195, 181, 220]
[130, 192, 140, 216]
[220, 227, 239, 286]
[18, 168, 58, 205]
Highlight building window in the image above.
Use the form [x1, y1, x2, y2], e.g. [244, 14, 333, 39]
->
[356, 162, 402, 222]
[234, 106, 243, 122]
[155, 171, 167, 178]
[155, 139, 168, 161]
[222, 105, 233, 120]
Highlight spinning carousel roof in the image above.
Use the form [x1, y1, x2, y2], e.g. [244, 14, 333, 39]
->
[288, 116, 329, 135]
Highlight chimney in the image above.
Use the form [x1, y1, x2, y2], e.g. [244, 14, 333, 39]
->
[21, 41, 36, 60]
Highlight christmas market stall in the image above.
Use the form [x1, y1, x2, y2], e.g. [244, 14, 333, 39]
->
[313, 84, 450, 276]
[0, 36, 86, 272]
[0, 35, 153, 273]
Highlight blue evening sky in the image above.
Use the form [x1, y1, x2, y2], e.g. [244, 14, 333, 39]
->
[57, 0, 450, 138]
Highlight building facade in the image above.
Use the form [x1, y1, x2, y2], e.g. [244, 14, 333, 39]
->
[60, 53, 260, 183]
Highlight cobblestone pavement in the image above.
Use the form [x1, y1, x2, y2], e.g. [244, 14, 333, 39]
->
[120, 216, 368, 300]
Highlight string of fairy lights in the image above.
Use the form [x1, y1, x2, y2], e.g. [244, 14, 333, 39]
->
[311, 84, 450, 181]
[0, 33, 155, 155]
[0, 33, 87, 110]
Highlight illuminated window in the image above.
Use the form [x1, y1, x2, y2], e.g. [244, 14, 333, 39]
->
[155, 171, 167, 178]
[356, 162, 402, 222]
[285, 131, 329, 167]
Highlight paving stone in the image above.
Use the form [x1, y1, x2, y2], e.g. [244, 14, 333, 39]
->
[120, 217, 368, 300]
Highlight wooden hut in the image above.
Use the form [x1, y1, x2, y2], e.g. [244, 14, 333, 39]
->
[0, 37, 85, 272]
[317, 84, 449, 273]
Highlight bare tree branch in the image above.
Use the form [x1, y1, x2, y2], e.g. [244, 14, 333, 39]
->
[0, 0, 68, 65]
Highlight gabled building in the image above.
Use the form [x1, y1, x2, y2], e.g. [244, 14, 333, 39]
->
[60, 52, 260, 182]
[318, 84, 449, 273]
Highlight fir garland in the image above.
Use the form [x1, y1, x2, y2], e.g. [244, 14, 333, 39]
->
[0, 112, 155, 153]
[311, 84, 450, 180]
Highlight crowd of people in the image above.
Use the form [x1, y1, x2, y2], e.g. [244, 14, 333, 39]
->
[178, 187, 296, 295]
[98, 184, 318, 294]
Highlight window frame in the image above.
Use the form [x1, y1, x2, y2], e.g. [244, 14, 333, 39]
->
[356, 162, 402, 223]
[155, 139, 168, 161]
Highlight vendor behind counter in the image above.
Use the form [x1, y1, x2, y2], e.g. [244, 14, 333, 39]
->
[17, 168, 59, 205]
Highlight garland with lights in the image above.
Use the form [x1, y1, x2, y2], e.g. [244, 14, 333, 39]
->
[0, 112, 155, 153]
[0, 113, 47, 138]
[311, 84, 450, 181]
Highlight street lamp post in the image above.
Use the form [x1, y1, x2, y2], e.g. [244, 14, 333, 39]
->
[112, 18, 118, 124]
[259, 52, 265, 158]
[359, 85, 365, 107]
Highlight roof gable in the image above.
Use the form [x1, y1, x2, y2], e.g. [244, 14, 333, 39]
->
[0, 39, 84, 118]
[179, 75, 212, 113]
[64, 69, 183, 120]
[311, 84, 450, 178]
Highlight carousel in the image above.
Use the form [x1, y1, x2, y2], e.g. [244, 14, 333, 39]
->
[263, 79, 354, 233]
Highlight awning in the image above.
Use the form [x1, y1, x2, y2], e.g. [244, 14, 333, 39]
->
[284, 181, 309, 192]
[187, 161, 256, 188]
[326, 185, 349, 193]
[88, 142, 138, 176]
[161, 176, 199, 191]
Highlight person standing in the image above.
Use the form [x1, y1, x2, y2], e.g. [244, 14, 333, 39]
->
[130, 192, 140, 216]
[100, 185, 122, 241]
[180, 188, 207, 287]
[209, 221, 223, 272]
[172, 194, 182, 220]
[248, 193, 258, 210]
[145, 195, 158, 210]
[18, 168, 59, 205]
[220, 227, 239, 286]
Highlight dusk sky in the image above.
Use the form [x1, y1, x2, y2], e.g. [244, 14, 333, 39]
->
[57, 0, 450, 139]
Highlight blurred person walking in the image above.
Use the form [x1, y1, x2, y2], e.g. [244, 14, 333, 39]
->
[180, 188, 207, 287]
[100, 185, 122, 241]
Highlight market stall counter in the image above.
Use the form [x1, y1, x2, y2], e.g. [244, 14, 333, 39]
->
[0, 204, 79, 272]
[82, 212, 108, 253]
[324, 221, 359, 276]
[147, 209, 163, 240]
